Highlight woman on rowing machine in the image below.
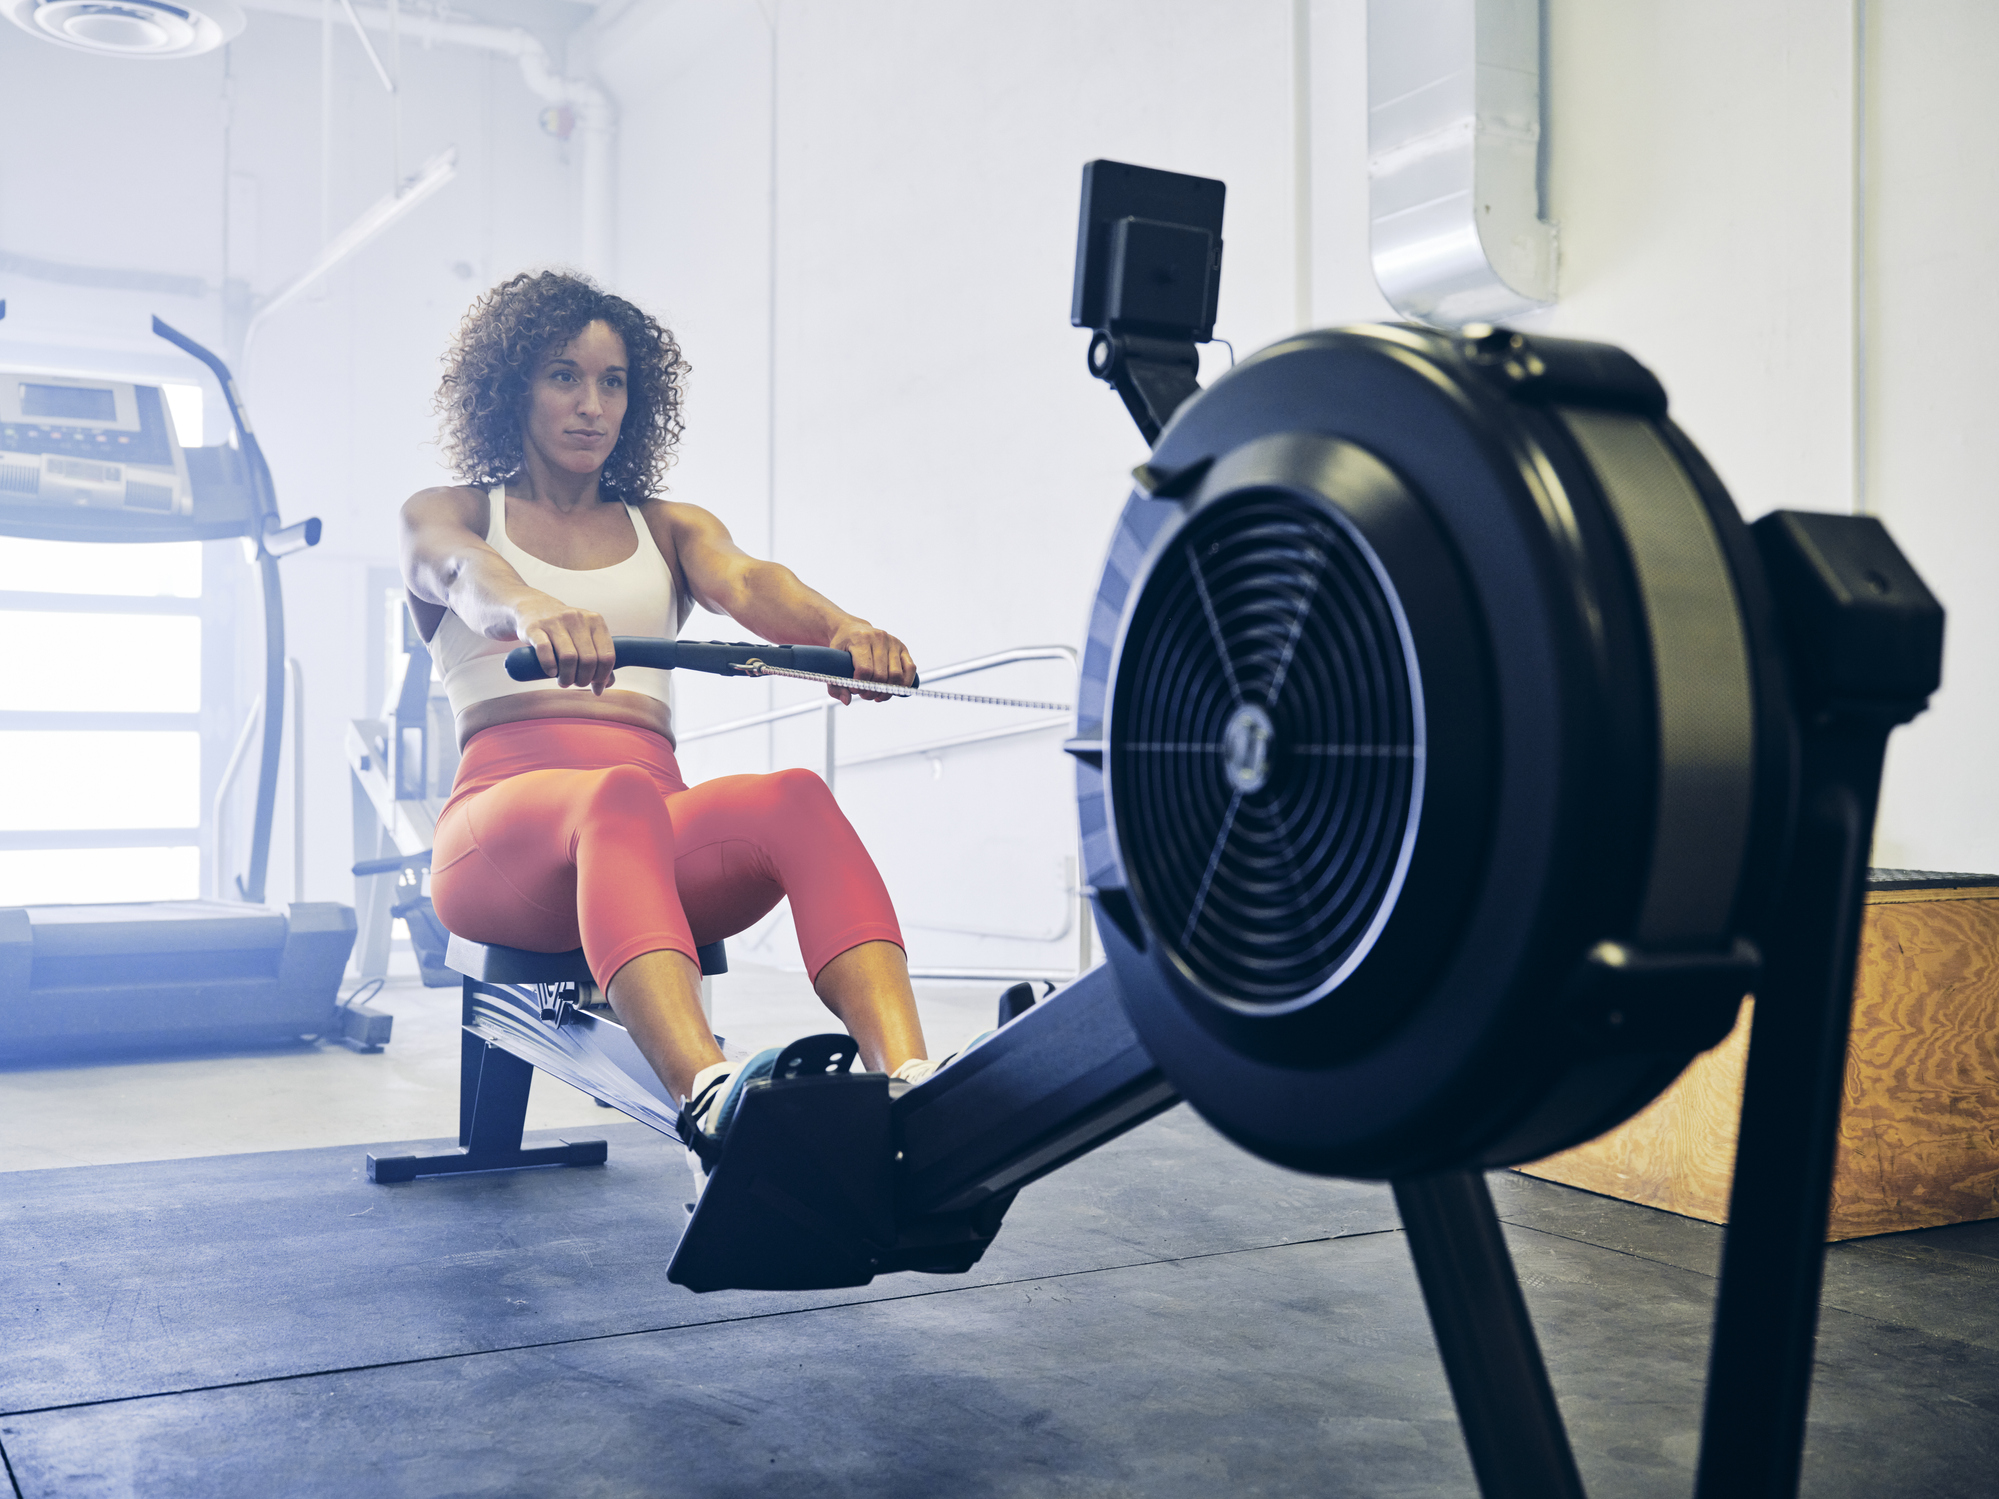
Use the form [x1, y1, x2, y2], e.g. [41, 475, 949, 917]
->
[402, 270, 952, 1187]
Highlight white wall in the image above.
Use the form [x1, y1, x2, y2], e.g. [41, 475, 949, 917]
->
[1859, 0, 1999, 873]
[1315, 0, 1998, 873]
[594, 0, 1999, 946]
[1518, 0, 1993, 874]
[597, 0, 1307, 660]
[1534, 1, 1859, 519]
[591, 0, 1310, 971]
[8, 0, 1996, 951]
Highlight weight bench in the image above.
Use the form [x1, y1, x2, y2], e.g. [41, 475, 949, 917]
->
[364, 935, 728, 1183]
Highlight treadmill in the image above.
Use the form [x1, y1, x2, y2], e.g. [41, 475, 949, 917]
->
[0, 312, 366, 1063]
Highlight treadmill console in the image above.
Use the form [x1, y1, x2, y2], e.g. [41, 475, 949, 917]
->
[0, 372, 193, 516]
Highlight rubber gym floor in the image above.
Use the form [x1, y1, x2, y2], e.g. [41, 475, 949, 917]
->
[2, 966, 1995, 1498]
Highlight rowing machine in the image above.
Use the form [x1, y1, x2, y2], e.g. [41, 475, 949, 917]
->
[674, 200, 1942, 1499]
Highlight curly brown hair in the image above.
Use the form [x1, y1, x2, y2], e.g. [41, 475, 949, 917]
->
[435, 270, 689, 503]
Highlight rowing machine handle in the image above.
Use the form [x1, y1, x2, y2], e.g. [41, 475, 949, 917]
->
[503, 637, 856, 682]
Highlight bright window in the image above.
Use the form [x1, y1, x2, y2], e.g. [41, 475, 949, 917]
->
[6, 614, 201, 714]
[0, 538, 201, 598]
[0, 848, 200, 906]
[0, 731, 201, 830]
[1, 529, 205, 905]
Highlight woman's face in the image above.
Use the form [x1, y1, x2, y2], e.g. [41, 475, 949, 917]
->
[522, 319, 629, 478]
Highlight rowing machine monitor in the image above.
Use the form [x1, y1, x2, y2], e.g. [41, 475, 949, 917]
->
[1072, 159, 1225, 444]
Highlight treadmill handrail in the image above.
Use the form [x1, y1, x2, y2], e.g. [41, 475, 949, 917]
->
[211, 695, 263, 900]
[151, 316, 277, 530]
[152, 317, 297, 903]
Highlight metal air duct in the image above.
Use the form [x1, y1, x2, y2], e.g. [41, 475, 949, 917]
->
[1368, 0, 1556, 326]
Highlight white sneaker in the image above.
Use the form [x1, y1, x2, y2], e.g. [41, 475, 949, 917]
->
[678, 1047, 788, 1202]
[678, 1058, 740, 1201]
[890, 1031, 996, 1087]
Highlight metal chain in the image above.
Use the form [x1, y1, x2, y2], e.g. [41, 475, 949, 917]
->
[732, 660, 1072, 712]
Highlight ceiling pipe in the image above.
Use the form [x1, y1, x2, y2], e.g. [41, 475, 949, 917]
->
[238, 0, 616, 282]
[333, 0, 392, 92]
[244, 146, 458, 359]
[1367, 0, 1556, 327]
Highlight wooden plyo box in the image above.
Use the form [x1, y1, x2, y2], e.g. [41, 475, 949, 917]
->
[1520, 880, 1999, 1241]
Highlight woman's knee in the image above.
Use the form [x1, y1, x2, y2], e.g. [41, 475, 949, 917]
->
[765, 766, 840, 819]
[756, 768, 877, 869]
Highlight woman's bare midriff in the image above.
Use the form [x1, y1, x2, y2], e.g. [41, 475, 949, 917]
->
[456, 688, 674, 748]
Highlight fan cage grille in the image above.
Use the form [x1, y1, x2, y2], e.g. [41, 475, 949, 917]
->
[1110, 489, 1423, 1009]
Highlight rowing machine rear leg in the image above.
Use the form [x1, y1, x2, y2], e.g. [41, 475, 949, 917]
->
[366, 1031, 607, 1183]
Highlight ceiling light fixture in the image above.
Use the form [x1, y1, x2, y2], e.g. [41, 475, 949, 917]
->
[2, 0, 244, 60]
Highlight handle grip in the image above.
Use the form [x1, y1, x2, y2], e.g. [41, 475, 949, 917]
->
[503, 637, 859, 683]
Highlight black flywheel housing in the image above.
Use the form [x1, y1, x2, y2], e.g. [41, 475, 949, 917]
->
[1072, 325, 1796, 1178]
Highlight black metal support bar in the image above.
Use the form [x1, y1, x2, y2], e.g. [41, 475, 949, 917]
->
[1693, 727, 1887, 1498]
[1692, 511, 1941, 1499]
[1394, 1170, 1588, 1499]
[365, 1137, 608, 1184]
[462, 1031, 529, 1151]
[1089, 332, 1203, 445]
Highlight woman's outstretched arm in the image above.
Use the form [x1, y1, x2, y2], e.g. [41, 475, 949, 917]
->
[400, 486, 619, 692]
[658, 501, 916, 703]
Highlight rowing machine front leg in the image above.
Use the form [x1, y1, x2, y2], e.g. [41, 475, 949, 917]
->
[365, 981, 609, 1184]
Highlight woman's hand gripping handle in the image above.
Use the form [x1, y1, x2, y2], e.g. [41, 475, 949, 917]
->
[512, 596, 618, 693]
[826, 620, 917, 705]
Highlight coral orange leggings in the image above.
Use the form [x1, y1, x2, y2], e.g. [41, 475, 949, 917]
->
[430, 718, 903, 990]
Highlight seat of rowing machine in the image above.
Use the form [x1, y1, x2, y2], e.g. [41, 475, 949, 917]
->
[445, 934, 729, 984]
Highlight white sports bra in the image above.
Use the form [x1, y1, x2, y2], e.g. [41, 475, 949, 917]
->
[431, 485, 679, 720]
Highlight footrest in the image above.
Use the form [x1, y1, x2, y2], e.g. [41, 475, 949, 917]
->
[366, 1137, 608, 1183]
[668, 1055, 894, 1293]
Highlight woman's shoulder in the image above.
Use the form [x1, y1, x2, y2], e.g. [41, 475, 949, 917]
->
[632, 496, 682, 559]
[402, 483, 491, 527]
[648, 497, 728, 534]
[635, 496, 724, 538]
